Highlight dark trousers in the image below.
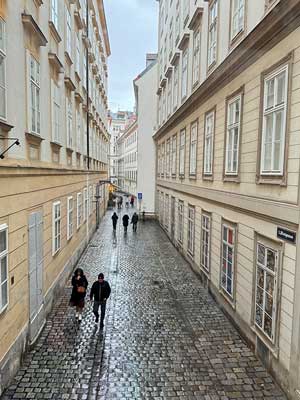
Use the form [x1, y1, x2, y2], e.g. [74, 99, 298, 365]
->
[123, 225, 128, 232]
[133, 223, 137, 232]
[113, 222, 117, 230]
[93, 301, 106, 325]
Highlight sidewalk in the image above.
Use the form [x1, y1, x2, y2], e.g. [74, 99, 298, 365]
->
[1, 209, 287, 400]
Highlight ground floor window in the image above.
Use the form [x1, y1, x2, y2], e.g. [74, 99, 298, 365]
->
[178, 200, 184, 244]
[255, 241, 278, 342]
[0, 224, 8, 312]
[221, 223, 235, 298]
[67, 196, 73, 240]
[201, 214, 211, 272]
[77, 192, 82, 228]
[52, 202, 61, 255]
[165, 194, 169, 230]
[187, 205, 195, 255]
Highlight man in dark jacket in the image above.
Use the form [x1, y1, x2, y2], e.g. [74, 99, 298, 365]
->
[131, 212, 139, 232]
[112, 212, 118, 231]
[90, 273, 111, 329]
[122, 214, 129, 233]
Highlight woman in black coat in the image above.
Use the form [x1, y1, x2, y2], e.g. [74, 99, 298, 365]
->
[70, 268, 88, 321]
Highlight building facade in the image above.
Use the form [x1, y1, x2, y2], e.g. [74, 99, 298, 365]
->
[108, 110, 135, 185]
[154, 0, 300, 398]
[134, 54, 158, 214]
[0, 0, 110, 393]
[117, 120, 138, 196]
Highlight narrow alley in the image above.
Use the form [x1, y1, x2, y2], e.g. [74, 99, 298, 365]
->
[2, 210, 287, 400]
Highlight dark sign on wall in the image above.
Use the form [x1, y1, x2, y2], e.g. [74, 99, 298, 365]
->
[277, 227, 296, 244]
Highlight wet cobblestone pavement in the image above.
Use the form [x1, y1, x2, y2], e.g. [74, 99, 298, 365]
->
[2, 210, 287, 400]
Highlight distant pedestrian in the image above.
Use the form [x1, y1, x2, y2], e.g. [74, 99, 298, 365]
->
[90, 273, 111, 329]
[122, 214, 129, 233]
[131, 212, 139, 232]
[112, 212, 118, 231]
[69, 268, 88, 322]
[130, 196, 135, 208]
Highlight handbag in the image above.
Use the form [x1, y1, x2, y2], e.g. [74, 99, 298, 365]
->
[77, 286, 86, 294]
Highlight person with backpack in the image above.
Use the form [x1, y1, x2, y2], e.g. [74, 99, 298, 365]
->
[90, 273, 111, 329]
[131, 212, 139, 232]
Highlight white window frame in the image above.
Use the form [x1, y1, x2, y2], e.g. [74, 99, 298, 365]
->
[189, 121, 198, 176]
[66, 6, 72, 57]
[187, 205, 195, 256]
[171, 134, 177, 176]
[75, 33, 80, 74]
[89, 185, 93, 216]
[192, 27, 201, 86]
[0, 224, 8, 313]
[181, 47, 189, 100]
[52, 201, 61, 255]
[231, 0, 245, 40]
[208, 0, 218, 68]
[221, 223, 235, 298]
[204, 111, 215, 175]
[161, 142, 165, 176]
[178, 200, 184, 244]
[173, 62, 179, 110]
[77, 192, 82, 229]
[166, 139, 170, 177]
[67, 196, 73, 240]
[201, 214, 211, 273]
[52, 81, 60, 143]
[83, 188, 88, 221]
[167, 74, 172, 117]
[0, 18, 7, 121]
[76, 108, 81, 152]
[165, 194, 169, 231]
[51, 0, 59, 32]
[255, 240, 279, 343]
[179, 129, 186, 176]
[66, 96, 73, 148]
[260, 65, 288, 175]
[30, 56, 41, 135]
[225, 95, 242, 175]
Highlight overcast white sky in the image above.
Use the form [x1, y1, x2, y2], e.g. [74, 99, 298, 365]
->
[103, 0, 159, 113]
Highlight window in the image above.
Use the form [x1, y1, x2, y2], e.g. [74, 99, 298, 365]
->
[164, 36, 168, 70]
[255, 241, 278, 342]
[66, 97, 73, 148]
[165, 194, 169, 230]
[52, 202, 61, 255]
[181, 47, 188, 100]
[171, 134, 177, 176]
[221, 224, 235, 298]
[51, 0, 59, 32]
[231, 0, 245, 40]
[76, 109, 81, 152]
[75, 34, 80, 74]
[52, 81, 60, 143]
[167, 75, 172, 116]
[161, 142, 165, 175]
[201, 214, 210, 273]
[0, 224, 8, 312]
[260, 65, 288, 175]
[187, 206, 195, 255]
[189, 121, 198, 176]
[66, 6, 72, 56]
[225, 95, 242, 175]
[208, 0, 218, 67]
[77, 192, 82, 228]
[67, 197, 73, 240]
[169, 19, 173, 57]
[192, 28, 201, 86]
[0, 18, 6, 120]
[89, 185, 93, 216]
[173, 62, 179, 110]
[162, 87, 166, 122]
[166, 139, 170, 176]
[30, 56, 41, 134]
[178, 200, 184, 244]
[183, 0, 190, 24]
[204, 110, 215, 175]
[179, 129, 186, 176]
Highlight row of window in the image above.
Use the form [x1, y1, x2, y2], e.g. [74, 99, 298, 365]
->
[125, 131, 137, 148]
[124, 151, 137, 165]
[125, 170, 137, 182]
[158, 61, 289, 178]
[158, 192, 280, 345]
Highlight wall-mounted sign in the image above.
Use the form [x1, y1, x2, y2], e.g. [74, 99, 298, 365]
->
[138, 193, 142, 200]
[277, 227, 296, 244]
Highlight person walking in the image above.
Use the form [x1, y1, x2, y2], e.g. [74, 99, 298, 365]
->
[69, 268, 88, 322]
[90, 273, 111, 329]
[131, 212, 139, 232]
[122, 214, 129, 233]
[130, 195, 135, 208]
[112, 212, 118, 231]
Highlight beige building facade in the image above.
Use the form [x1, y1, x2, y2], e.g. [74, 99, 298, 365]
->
[0, 0, 110, 393]
[154, 0, 300, 398]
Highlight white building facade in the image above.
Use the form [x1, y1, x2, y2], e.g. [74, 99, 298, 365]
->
[154, 0, 300, 398]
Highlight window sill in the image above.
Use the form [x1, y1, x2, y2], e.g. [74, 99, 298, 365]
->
[0, 304, 8, 315]
[50, 141, 62, 149]
[203, 174, 213, 181]
[219, 288, 236, 310]
[0, 120, 14, 132]
[256, 174, 286, 186]
[189, 174, 196, 180]
[192, 81, 199, 91]
[48, 21, 62, 43]
[64, 51, 73, 66]
[52, 248, 60, 257]
[200, 266, 210, 279]
[223, 175, 240, 183]
[187, 250, 194, 259]
[25, 131, 44, 144]
[207, 60, 217, 74]
[66, 147, 74, 153]
[229, 29, 245, 50]
[251, 325, 279, 359]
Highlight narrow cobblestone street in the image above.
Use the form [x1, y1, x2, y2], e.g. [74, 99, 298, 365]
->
[2, 210, 287, 400]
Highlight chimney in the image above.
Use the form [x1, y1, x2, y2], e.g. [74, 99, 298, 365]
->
[146, 53, 158, 68]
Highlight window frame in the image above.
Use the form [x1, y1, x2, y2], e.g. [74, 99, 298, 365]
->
[83, 187, 88, 221]
[189, 120, 198, 177]
[66, 96, 73, 149]
[192, 26, 201, 87]
[179, 129, 186, 177]
[30, 55, 41, 135]
[167, 73, 173, 117]
[230, 0, 245, 42]
[181, 47, 189, 101]
[164, 194, 170, 231]
[0, 18, 7, 121]
[66, 5, 72, 57]
[166, 138, 171, 177]
[173, 61, 179, 110]
[187, 205, 195, 257]
[52, 201, 61, 255]
[207, 0, 218, 69]
[51, 0, 59, 32]
[220, 221, 237, 302]
[0, 224, 8, 313]
[200, 213, 211, 275]
[171, 133, 177, 177]
[67, 196, 73, 240]
[77, 192, 82, 229]
[177, 200, 184, 245]
[203, 107, 216, 179]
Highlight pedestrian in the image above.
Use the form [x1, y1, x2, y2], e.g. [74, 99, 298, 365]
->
[130, 195, 135, 208]
[69, 268, 88, 322]
[122, 214, 129, 233]
[112, 212, 118, 231]
[131, 212, 139, 232]
[90, 273, 111, 329]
